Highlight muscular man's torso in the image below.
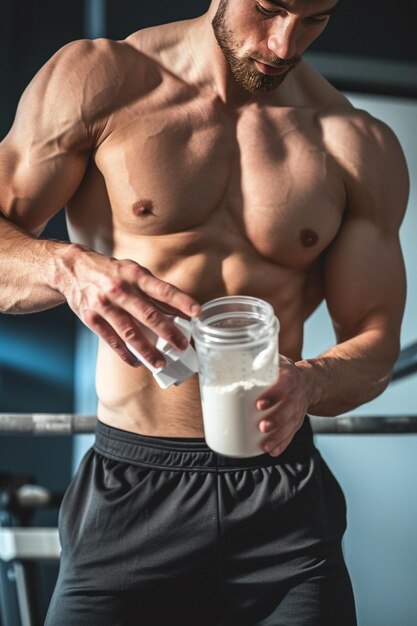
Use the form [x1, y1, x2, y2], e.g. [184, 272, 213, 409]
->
[65, 20, 352, 436]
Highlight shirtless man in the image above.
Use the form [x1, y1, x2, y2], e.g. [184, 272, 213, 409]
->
[0, 0, 408, 624]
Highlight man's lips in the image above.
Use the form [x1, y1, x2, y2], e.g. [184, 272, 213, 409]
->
[253, 60, 290, 76]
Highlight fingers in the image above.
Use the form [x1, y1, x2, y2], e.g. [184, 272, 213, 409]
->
[124, 297, 188, 352]
[83, 309, 154, 368]
[258, 403, 303, 457]
[102, 265, 200, 352]
[262, 431, 295, 457]
[255, 358, 307, 457]
[147, 297, 191, 319]
[85, 298, 177, 368]
[135, 267, 200, 319]
[69, 254, 201, 368]
[256, 375, 296, 412]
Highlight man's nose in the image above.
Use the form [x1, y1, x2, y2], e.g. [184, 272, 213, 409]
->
[267, 19, 299, 60]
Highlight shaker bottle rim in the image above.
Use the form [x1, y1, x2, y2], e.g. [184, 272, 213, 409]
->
[191, 295, 279, 346]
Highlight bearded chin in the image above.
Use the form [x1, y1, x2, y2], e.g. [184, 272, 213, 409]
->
[212, 2, 295, 93]
[228, 57, 293, 93]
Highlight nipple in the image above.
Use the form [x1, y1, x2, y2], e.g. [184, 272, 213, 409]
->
[132, 199, 155, 218]
[300, 229, 319, 248]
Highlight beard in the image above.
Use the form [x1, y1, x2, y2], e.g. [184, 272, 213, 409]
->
[212, 0, 300, 93]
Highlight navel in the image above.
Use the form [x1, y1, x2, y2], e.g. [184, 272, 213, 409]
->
[132, 199, 155, 218]
[300, 228, 319, 248]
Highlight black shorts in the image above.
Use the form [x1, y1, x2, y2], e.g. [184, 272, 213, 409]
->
[46, 418, 357, 626]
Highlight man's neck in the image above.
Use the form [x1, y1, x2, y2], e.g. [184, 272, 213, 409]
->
[179, 13, 299, 107]
[179, 14, 259, 105]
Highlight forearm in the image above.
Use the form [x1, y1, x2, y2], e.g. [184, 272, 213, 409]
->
[296, 329, 399, 417]
[0, 216, 73, 313]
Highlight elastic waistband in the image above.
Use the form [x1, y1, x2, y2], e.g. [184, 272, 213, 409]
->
[94, 417, 315, 472]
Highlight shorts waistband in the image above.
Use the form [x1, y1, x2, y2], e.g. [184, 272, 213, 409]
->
[94, 417, 315, 472]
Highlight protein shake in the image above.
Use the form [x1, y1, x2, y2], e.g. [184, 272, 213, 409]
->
[191, 296, 279, 457]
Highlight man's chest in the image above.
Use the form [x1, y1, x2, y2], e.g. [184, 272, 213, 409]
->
[87, 97, 346, 268]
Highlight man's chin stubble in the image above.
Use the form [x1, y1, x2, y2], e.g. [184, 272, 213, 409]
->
[232, 64, 295, 94]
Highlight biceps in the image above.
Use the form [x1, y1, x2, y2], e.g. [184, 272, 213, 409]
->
[0, 140, 88, 234]
[324, 217, 406, 341]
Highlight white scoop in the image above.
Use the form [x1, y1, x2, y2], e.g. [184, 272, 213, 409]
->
[127, 317, 198, 389]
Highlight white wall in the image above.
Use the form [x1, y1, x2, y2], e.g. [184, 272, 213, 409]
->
[304, 94, 417, 626]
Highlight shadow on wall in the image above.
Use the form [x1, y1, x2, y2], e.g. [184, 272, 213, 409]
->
[0, 365, 71, 414]
[0, 307, 75, 413]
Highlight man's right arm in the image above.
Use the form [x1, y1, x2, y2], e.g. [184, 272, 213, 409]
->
[0, 214, 69, 312]
[0, 40, 94, 314]
[0, 39, 200, 368]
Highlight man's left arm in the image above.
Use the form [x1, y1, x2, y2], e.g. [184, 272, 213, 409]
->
[258, 111, 409, 456]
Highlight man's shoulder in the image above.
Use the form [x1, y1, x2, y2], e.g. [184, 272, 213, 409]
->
[318, 99, 401, 166]
[293, 67, 408, 219]
[40, 38, 130, 87]
[18, 35, 167, 148]
[279, 62, 388, 142]
[293, 61, 401, 148]
[316, 97, 408, 226]
[45, 37, 159, 108]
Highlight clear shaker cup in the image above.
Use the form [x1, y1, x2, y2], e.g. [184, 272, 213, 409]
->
[191, 296, 279, 457]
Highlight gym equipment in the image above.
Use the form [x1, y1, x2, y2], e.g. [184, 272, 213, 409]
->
[0, 473, 63, 626]
[1, 413, 417, 436]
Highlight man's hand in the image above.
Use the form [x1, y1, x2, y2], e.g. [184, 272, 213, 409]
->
[57, 244, 201, 368]
[256, 356, 312, 457]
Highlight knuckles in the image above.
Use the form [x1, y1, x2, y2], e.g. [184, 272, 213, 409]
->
[141, 348, 158, 363]
[107, 278, 127, 298]
[157, 280, 176, 299]
[120, 325, 138, 342]
[140, 305, 162, 326]
[119, 260, 145, 281]
[83, 310, 102, 327]
[96, 293, 112, 309]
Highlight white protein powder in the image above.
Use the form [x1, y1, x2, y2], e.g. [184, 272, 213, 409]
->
[201, 380, 271, 457]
